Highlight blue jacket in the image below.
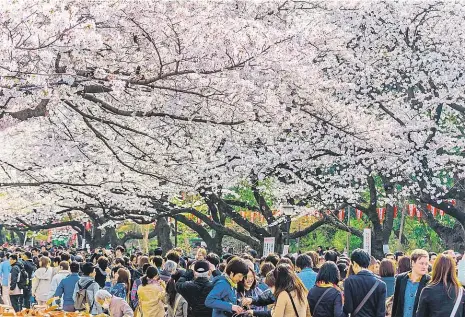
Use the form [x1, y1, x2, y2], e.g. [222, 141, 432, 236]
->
[205, 275, 237, 317]
[381, 276, 395, 297]
[55, 273, 80, 306]
[298, 268, 317, 290]
[0, 260, 11, 286]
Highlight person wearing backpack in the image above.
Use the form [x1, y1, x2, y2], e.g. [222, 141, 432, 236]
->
[9, 254, 26, 312]
[22, 251, 37, 309]
[73, 262, 101, 315]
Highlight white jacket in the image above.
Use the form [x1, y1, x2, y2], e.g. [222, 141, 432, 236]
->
[32, 267, 53, 302]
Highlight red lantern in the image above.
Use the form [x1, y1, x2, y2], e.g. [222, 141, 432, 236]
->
[393, 206, 398, 218]
[408, 204, 416, 218]
[377, 207, 386, 223]
[338, 209, 345, 221]
[356, 209, 362, 220]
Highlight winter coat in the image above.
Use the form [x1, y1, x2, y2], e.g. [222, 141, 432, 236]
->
[32, 266, 53, 301]
[343, 269, 386, 317]
[308, 285, 345, 317]
[416, 283, 465, 317]
[251, 288, 276, 307]
[176, 270, 214, 317]
[137, 280, 166, 317]
[9, 261, 24, 295]
[165, 293, 188, 317]
[23, 259, 36, 290]
[205, 275, 238, 317]
[391, 272, 430, 317]
[272, 290, 311, 317]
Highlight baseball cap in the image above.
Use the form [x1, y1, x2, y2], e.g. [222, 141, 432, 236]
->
[194, 260, 210, 273]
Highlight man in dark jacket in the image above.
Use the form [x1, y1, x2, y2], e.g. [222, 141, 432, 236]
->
[392, 249, 430, 317]
[9, 254, 25, 312]
[21, 251, 36, 309]
[343, 248, 386, 317]
[176, 260, 214, 317]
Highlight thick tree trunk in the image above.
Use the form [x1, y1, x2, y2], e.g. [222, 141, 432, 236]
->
[205, 232, 224, 254]
[156, 217, 173, 254]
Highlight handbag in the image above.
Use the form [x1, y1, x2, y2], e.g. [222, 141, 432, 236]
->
[350, 280, 380, 317]
[450, 287, 464, 317]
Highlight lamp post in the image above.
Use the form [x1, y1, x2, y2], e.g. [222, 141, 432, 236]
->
[281, 205, 294, 253]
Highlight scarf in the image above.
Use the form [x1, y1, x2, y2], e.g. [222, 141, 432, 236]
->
[225, 275, 237, 289]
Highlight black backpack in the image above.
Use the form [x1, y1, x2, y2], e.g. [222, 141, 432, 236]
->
[17, 267, 29, 290]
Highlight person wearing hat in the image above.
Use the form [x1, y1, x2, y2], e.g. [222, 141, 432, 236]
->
[176, 260, 214, 317]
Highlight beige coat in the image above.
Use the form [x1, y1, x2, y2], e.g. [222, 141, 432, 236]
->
[137, 281, 166, 317]
[272, 290, 311, 317]
[32, 267, 53, 302]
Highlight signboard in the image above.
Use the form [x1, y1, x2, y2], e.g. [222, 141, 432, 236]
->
[363, 228, 371, 255]
[383, 244, 390, 254]
[263, 237, 275, 257]
[282, 244, 290, 256]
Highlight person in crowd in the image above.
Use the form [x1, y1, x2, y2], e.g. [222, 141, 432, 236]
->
[105, 267, 131, 300]
[325, 251, 338, 263]
[307, 261, 345, 317]
[73, 262, 101, 315]
[277, 257, 294, 270]
[95, 289, 133, 317]
[166, 272, 188, 317]
[306, 251, 321, 273]
[428, 252, 437, 266]
[152, 255, 164, 271]
[385, 253, 395, 262]
[443, 250, 457, 264]
[416, 254, 465, 317]
[51, 256, 61, 277]
[397, 256, 412, 275]
[54, 261, 80, 312]
[1, 252, 12, 306]
[296, 254, 317, 290]
[49, 261, 70, 305]
[379, 259, 395, 297]
[130, 263, 150, 309]
[258, 262, 275, 291]
[160, 260, 178, 282]
[343, 248, 386, 317]
[237, 267, 264, 312]
[205, 257, 249, 317]
[368, 256, 380, 275]
[137, 266, 166, 317]
[32, 256, 53, 306]
[271, 263, 311, 317]
[115, 246, 126, 259]
[391, 249, 430, 317]
[176, 260, 214, 317]
[9, 254, 24, 312]
[394, 251, 405, 262]
[95, 256, 109, 288]
[21, 251, 36, 309]
[317, 246, 325, 256]
[264, 254, 280, 267]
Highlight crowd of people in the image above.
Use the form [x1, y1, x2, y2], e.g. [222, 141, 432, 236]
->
[0, 243, 464, 317]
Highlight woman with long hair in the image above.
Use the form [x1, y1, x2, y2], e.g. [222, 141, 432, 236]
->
[32, 256, 53, 305]
[307, 261, 344, 317]
[165, 272, 188, 317]
[237, 267, 265, 312]
[136, 266, 166, 317]
[379, 259, 395, 297]
[416, 254, 465, 317]
[105, 267, 131, 301]
[272, 264, 311, 317]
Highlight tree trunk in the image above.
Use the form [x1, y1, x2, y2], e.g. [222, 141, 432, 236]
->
[206, 232, 224, 254]
[156, 217, 173, 254]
